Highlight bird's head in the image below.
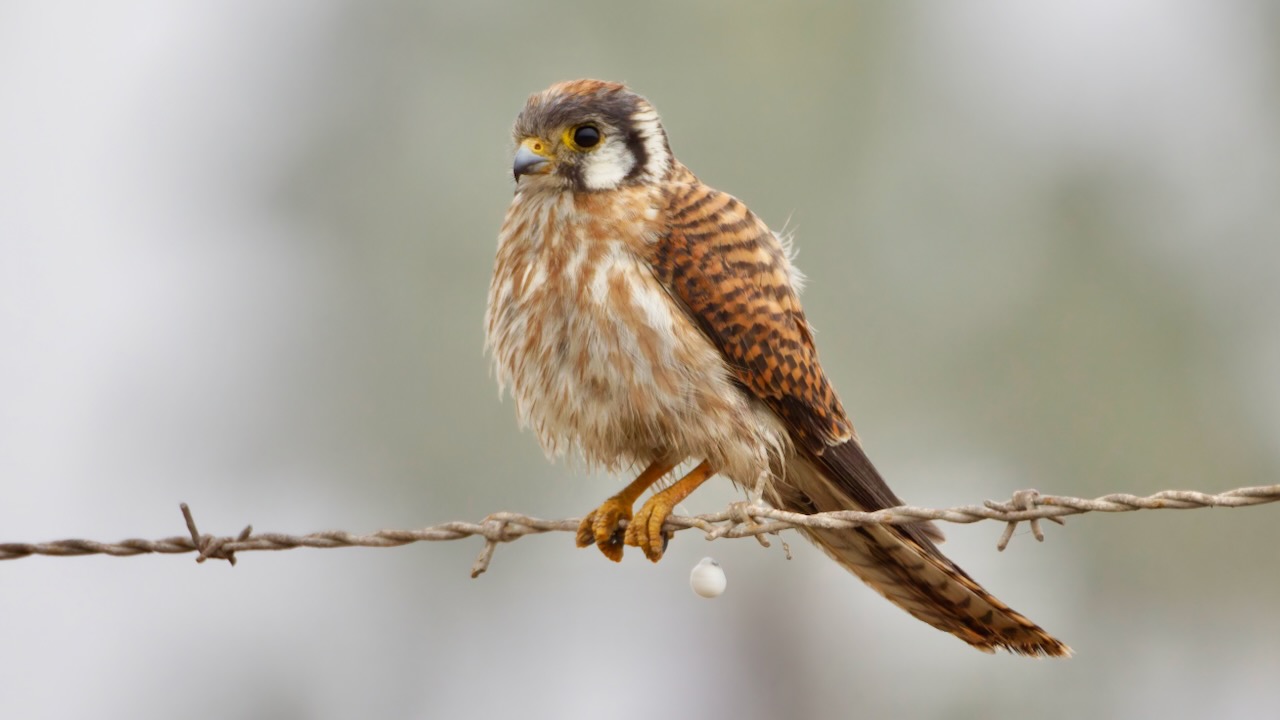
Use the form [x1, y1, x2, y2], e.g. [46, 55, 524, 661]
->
[510, 79, 672, 193]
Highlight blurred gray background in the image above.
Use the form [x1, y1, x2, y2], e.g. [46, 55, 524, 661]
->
[3, 1, 1279, 718]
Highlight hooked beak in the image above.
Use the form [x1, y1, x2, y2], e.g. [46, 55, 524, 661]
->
[513, 138, 552, 180]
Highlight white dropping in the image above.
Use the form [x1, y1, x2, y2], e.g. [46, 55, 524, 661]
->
[690, 557, 727, 599]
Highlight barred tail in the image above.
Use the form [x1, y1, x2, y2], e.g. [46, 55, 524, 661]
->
[775, 454, 1070, 657]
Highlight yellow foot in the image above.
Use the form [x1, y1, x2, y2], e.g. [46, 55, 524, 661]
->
[575, 458, 678, 562]
[575, 496, 632, 562]
[626, 494, 678, 562]
[625, 461, 714, 562]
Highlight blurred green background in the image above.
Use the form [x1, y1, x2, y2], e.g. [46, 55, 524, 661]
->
[3, 2, 1279, 718]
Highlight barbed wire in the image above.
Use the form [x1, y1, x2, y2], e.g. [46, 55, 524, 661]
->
[2, 484, 1276, 577]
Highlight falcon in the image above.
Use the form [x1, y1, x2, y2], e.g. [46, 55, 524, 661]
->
[485, 79, 1069, 657]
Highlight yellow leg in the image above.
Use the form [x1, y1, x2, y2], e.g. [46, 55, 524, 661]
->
[626, 460, 715, 562]
[576, 458, 678, 562]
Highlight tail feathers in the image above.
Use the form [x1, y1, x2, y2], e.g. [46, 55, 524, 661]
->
[777, 457, 1071, 657]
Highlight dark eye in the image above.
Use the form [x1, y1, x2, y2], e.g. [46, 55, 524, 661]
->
[572, 125, 601, 148]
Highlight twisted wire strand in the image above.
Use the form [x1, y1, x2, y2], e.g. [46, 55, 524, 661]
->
[1, 484, 1276, 577]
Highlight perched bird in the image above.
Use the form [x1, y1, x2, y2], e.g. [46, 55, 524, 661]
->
[485, 79, 1069, 657]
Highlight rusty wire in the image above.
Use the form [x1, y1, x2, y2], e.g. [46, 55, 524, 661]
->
[1, 484, 1276, 577]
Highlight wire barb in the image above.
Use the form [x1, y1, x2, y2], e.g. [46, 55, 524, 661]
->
[181, 503, 253, 566]
[1, 484, 1277, 573]
[985, 489, 1067, 551]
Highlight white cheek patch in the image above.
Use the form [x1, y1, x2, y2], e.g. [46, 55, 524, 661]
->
[582, 137, 635, 190]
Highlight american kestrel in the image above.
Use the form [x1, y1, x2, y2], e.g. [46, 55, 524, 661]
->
[485, 79, 1068, 657]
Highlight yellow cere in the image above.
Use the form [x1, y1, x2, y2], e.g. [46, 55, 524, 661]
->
[521, 137, 552, 157]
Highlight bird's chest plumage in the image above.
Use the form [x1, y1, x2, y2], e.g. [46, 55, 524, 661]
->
[485, 189, 754, 469]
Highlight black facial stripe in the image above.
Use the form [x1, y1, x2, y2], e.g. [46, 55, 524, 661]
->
[561, 161, 585, 190]
[623, 127, 649, 182]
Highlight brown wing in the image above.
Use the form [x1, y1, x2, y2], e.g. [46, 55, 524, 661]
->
[651, 180, 847, 448]
[647, 176, 1069, 657]
[648, 176, 941, 543]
